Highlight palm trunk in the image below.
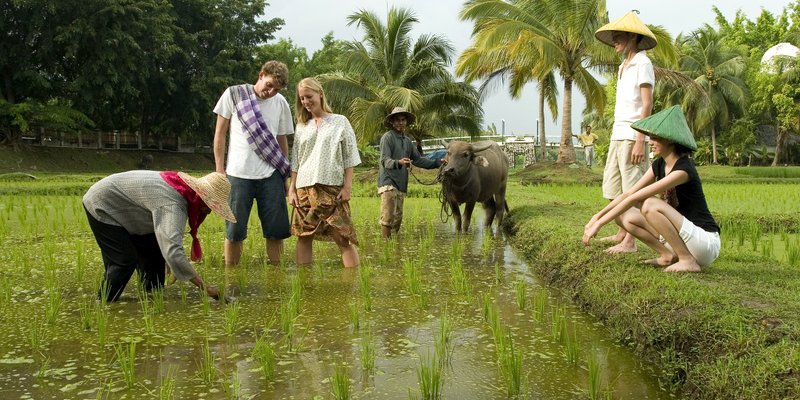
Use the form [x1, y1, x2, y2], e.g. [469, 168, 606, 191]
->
[711, 126, 718, 164]
[557, 78, 576, 163]
[538, 84, 546, 159]
[772, 124, 786, 166]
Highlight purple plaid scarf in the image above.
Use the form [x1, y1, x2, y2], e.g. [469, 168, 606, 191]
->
[232, 84, 291, 177]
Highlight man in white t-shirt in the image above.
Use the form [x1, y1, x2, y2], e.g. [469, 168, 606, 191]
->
[213, 61, 294, 266]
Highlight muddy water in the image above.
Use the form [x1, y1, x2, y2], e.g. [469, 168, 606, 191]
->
[0, 197, 671, 399]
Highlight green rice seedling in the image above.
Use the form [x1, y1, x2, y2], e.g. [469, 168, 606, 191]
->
[138, 287, 156, 334]
[45, 289, 62, 324]
[404, 259, 423, 297]
[498, 336, 523, 397]
[349, 301, 360, 331]
[159, 366, 177, 400]
[79, 299, 94, 331]
[562, 323, 579, 365]
[360, 328, 375, 373]
[761, 236, 774, 259]
[75, 240, 86, 282]
[416, 353, 442, 400]
[482, 292, 492, 322]
[481, 231, 493, 256]
[252, 333, 277, 379]
[587, 349, 603, 400]
[786, 238, 799, 266]
[435, 308, 453, 366]
[224, 301, 240, 336]
[115, 340, 137, 388]
[289, 274, 303, 315]
[198, 338, 216, 384]
[98, 279, 111, 308]
[36, 354, 50, 379]
[330, 363, 351, 400]
[749, 222, 761, 251]
[532, 288, 547, 322]
[358, 263, 372, 312]
[199, 284, 211, 314]
[279, 299, 298, 352]
[151, 287, 166, 314]
[236, 267, 248, 291]
[179, 283, 188, 304]
[514, 280, 527, 311]
[551, 307, 566, 343]
[448, 258, 471, 299]
[449, 238, 464, 265]
[27, 318, 46, 350]
[221, 368, 242, 400]
[95, 306, 109, 347]
[381, 237, 396, 264]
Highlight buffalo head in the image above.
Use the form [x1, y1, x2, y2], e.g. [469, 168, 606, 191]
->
[442, 141, 491, 178]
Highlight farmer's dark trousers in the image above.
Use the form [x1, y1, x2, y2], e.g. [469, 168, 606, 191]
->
[85, 208, 165, 302]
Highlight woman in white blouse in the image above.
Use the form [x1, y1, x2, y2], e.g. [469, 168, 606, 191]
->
[288, 77, 361, 267]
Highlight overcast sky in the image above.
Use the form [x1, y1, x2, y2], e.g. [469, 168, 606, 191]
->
[268, 1, 792, 139]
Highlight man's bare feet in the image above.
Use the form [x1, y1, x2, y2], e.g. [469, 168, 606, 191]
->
[641, 255, 678, 267]
[604, 243, 637, 254]
[664, 260, 702, 272]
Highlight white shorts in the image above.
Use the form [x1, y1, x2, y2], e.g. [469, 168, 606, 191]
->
[661, 217, 721, 266]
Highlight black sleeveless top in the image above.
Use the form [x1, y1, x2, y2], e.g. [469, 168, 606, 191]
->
[652, 156, 720, 233]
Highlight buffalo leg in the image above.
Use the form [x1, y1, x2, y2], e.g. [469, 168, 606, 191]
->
[463, 202, 476, 232]
[494, 191, 507, 227]
[450, 201, 463, 232]
[483, 198, 496, 229]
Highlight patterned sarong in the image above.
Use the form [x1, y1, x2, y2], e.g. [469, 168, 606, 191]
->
[232, 84, 291, 177]
[291, 184, 358, 246]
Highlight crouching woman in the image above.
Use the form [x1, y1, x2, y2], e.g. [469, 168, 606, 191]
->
[582, 106, 720, 272]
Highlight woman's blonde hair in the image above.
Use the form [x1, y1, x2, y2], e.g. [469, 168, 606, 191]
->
[295, 77, 333, 125]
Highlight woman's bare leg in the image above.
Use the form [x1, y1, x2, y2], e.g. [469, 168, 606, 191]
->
[640, 198, 701, 272]
[295, 236, 314, 266]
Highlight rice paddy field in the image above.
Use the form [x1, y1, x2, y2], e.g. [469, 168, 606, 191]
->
[0, 168, 798, 399]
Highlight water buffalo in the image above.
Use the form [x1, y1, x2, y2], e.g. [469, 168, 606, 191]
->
[440, 140, 509, 232]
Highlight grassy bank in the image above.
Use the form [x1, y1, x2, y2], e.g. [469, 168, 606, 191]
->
[504, 174, 800, 399]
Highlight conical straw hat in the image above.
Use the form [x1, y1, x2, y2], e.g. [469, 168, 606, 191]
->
[177, 172, 237, 222]
[631, 106, 697, 150]
[595, 11, 657, 51]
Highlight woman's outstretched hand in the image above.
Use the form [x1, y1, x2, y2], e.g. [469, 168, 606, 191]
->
[583, 223, 600, 246]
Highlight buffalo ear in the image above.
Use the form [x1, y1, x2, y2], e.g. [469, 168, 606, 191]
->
[473, 155, 489, 167]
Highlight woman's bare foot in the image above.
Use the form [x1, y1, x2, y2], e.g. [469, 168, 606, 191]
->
[599, 235, 622, 243]
[641, 255, 678, 267]
[664, 260, 702, 272]
[604, 243, 637, 254]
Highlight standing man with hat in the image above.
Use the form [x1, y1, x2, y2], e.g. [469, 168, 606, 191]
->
[594, 10, 657, 254]
[378, 107, 443, 239]
[573, 125, 599, 167]
[213, 61, 294, 267]
[83, 171, 237, 302]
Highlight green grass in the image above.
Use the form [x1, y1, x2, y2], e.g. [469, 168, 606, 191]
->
[506, 179, 800, 399]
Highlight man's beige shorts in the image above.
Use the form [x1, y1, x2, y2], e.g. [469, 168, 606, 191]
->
[379, 187, 405, 228]
[602, 140, 650, 200]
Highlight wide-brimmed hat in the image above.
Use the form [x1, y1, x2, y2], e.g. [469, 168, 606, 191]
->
[384, 107, 416, 128]
[595, 11, 657, 51]
[631, 106, 697, 150]
[177, 172, 237, 222]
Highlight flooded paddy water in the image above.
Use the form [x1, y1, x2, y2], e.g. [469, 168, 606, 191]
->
[0, 193, 671, 399]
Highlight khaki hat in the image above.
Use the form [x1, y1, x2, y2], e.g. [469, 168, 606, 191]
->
[177, 172, 237, 222]
[595, 11, 657, 51]
[384, 107, 416, 128]
[631, 106, 697, 150]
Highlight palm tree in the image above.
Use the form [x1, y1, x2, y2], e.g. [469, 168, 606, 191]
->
[678, 25, 748, 164]
[456, 28, 559, 160]
[318, 7, 482, 146]
[459, 0, 613, 163]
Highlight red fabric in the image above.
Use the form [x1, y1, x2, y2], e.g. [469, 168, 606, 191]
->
[160, 171, 210, 261]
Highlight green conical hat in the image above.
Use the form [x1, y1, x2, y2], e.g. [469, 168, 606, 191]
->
[631, 106, 697, 150]
[595, 11, 657, 50]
